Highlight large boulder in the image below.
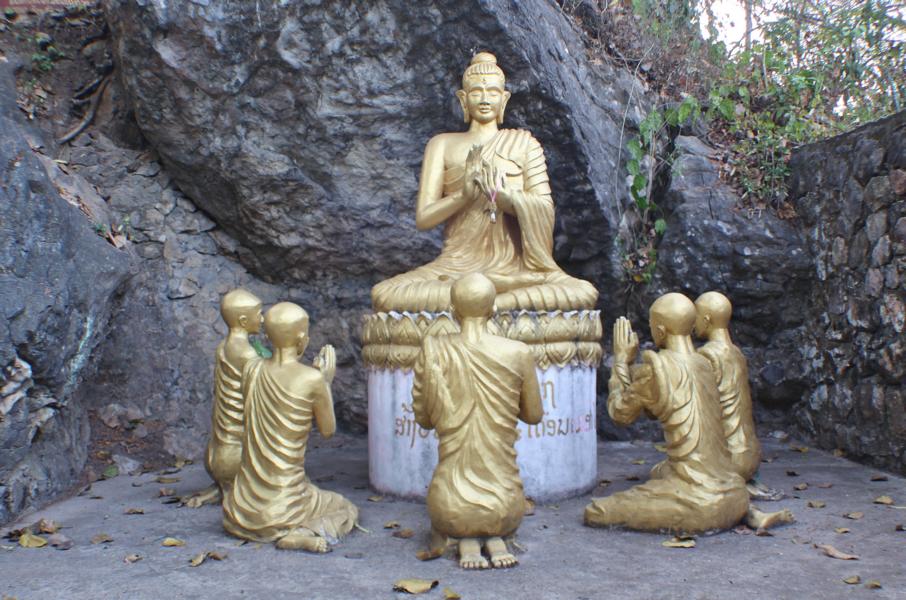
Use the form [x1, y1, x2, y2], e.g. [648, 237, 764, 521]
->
[0, 59, 132, 524]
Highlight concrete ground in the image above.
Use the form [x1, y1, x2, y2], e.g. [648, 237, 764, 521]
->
[2, 436, 905, 600]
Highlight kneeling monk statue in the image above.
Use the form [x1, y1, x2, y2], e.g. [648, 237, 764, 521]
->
[584, 293, 749, 534]
[413, 273, 544, 569]
[371, 52, 597, 313]
[223, 302, 358, 552]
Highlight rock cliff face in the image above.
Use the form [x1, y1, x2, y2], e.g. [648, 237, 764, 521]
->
[0, 60, 132, 524]
[788, 111, 906, 472]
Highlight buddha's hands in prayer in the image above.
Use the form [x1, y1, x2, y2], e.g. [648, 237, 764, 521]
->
[463, 145, 483, 203]
[612, 317, 639, 365]
[313, 344, 336, 386]
[479, 161, 513, 214]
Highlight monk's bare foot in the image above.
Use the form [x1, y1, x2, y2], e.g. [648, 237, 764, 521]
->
[485, 537, 518, 569]
[276, 530, 329, 553]
[747, 480, 784, 501]
[458, 538, 488, 570]
[182, 485, 222, 508]
[746, 506, 795, 531]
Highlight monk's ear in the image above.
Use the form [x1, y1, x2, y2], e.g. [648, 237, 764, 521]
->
[456, 89, 470, 124]
[497, 90, 511, 125]
[238, 314, 248, 328]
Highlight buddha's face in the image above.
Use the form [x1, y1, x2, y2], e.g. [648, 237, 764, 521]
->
[457, 75, 511, 124]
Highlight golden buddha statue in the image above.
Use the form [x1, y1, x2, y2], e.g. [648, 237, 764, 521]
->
[184, 289, 263, 508]
[371, 52, 597, 313]
[584, 294, 749, 534]
[412, 273, 543, 569]
[222, 302, 358, 552]
[694, 292, 762, 481]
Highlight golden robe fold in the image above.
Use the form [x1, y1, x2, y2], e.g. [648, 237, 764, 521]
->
[204, 344, 244, 486]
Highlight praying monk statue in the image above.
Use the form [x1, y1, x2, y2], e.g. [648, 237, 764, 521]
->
[222, 302, 358, 552]
[584, 294, 749, 533]
[184, 289, 263, 508]
[413, 273, 544, 569]
[371, 52, 597, 313]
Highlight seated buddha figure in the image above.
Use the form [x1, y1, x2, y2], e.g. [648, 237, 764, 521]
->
[371, 52, 597, 313]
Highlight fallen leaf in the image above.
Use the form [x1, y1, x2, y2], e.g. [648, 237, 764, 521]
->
[843, 575, 861, 584]
[189, 552, 207, 567]
[631, 458, 646, 465]
[754, 527, 774, 537]
[873, 495, 893, 505]
[383, 520, 400, 529]
[807, 500, 826, 508]
[89, 495, 104, 500]
[415, 547, 444, 561]
[354, 523, 371, 534]
[102, 465, 119, 479]
[161, 497, 180, 505]
[131, 482, 143, 488]
[625, 475, 640, 482]
[443, 588, 461, 600]
[835, 528, 850, 534]
[654, 444, 667, 453]
[786, 470, 799, 477]
[159, 488, 175, 497]
[35, 519, 59, 534]
[791, 445, 809, 453]
[18, 531, 47, 548]
[125, 508, 144, 515]
[47, 533, 73, 550]
[524, 498, 535, 516]
[732, 525, 753, 535]
[174, 457, 192, 468]
[865, 580, 882, 589]
[662, 536, 696, 548]
[597, 479, 612, 487]
[870, 474, 888, 482]
[156, 476, 180, 484]
[844, 512, 864, 520]
[123, 553, 142, 564]
[159, 467, 181, 475]
[162, 537, 185, 547]
[794, 483, 809, 491]
[895, 524, 904, 531]
[91, 533, 113, 544]
[816, 483, 834, 489]
[393, 579, 438, 594]
[393, 529, 415, 539]
[367, 495, 383, 503]
[832, 449, 845, 457]
[814, 543, 859, 560]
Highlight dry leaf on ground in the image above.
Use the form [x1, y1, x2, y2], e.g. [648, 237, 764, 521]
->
[844, 512, 864, 520]
[208, 551, 227, 561]
[159, 488, 175, 497]
[156, 476, 180, 484]
[393, 579, 439, 594]
[814, 543, 859, 560]
[443, 588, 461, 600]
[625, 475, 640, 482]
[367, 495, 383, 503]
[865, 581, 882, 589]
[598, 479, 612, 487]
[18, 531, 47, 548]
[786, 470, 799, 477]
[631, 459, 646, 465]
[793, 483, 809, 491]
[791, 445, 809, 453]
[47, 533, 73, 550]
[732, 525, 753, 535]
[524, 498, 535, 516]
[383, 521, 400, 529]
[816, 483, 834, 489]
[189, 552, 207, 567]
[843, 575, 861, 584]
[873, 495, 893, 505]
[91, 533, 113, 544]
[755, 528, 773, 537]
[35, 519, 59, 534]
[162, 537, 185, 547]
[124, 553, 142, 564]
[895, 524, 904, 531]
[654, 444, 667, 453]
[662, 536, 696, 548]
[807, 501, 826, 509]
[870, 474, 889, 482]
[125, 508, 144, 515]
[392, 529, 415, 539]
[835, 528, 851, 534]
[415, 547, 443, 561]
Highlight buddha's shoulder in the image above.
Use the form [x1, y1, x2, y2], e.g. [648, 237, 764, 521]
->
[482, 334, 530, 356]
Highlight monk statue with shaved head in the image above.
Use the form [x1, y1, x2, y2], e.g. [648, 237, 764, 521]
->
[584, 293, 749, 533]
[222, 302, 358, 552]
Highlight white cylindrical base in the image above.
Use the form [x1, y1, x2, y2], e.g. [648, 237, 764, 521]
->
[367, 365, 597, 502]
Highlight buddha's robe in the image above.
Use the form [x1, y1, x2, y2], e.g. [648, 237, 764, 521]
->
[699, 341, 761, 480]
[204, 343, 245, 487]
[372, 129, 598, 313]
[222, 360, 357, 543]
[412, 333, 539, 539]
[585, 350, 748, 534]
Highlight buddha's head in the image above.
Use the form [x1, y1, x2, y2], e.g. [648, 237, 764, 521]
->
[456, 52, 511, 125]
[264, 302, 310, 356]
[451, 273, 497, 320]
[693, 291, 732, 339]
[221, 288, 263, 333]
[649, 292, 696, 348]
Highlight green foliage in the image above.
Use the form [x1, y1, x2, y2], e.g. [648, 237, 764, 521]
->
[251, 338, 272, 359]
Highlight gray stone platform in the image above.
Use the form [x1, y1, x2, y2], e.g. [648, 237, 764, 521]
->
[2, 437, 905, 599]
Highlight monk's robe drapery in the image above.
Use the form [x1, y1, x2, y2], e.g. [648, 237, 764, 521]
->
[586, 349, 748, 533]
[205, 344, 244, 485]
[372, 129, 598, 313]
[222, 360, 357, 543]
[413, 335, 526, 539]
[699, 342, 761, 480]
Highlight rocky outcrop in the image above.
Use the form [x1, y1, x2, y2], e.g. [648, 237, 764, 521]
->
[789, 110, 906, 472]
[0, 59, 132, 524]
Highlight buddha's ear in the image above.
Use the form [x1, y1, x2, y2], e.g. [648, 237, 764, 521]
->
[456, 89, 470, 124]
[497, 90, 512, 125]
